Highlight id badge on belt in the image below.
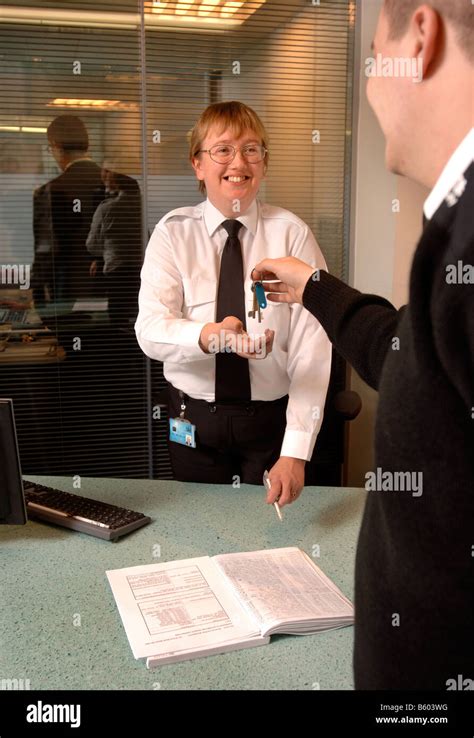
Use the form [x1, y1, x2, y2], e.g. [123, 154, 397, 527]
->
[169, 390, 197, 448]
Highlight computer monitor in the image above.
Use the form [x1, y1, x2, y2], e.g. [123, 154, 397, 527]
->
[0, 399, 27, 525]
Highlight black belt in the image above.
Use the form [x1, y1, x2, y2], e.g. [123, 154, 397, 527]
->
[169, 385, 288, 416]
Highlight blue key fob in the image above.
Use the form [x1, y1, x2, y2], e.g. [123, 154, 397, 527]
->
[254, 281, 267, 309]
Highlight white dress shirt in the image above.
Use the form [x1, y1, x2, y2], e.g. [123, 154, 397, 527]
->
[135, 198, 332, 461]
[424, 127, 474, 220]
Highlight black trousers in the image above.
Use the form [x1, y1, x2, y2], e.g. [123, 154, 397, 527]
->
[166, 384, 288, 485]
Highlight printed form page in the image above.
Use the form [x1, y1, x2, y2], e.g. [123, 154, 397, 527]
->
[214, 547, 353, 635]
[106, 557, 262, 660]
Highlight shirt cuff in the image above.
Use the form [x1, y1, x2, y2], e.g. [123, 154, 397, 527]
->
[145, 319, 210, 362]
[280, 429, 316, 462]
[174, 320, 208, 355]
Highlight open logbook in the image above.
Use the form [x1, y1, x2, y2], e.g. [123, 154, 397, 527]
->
[106, 546, 354, 668]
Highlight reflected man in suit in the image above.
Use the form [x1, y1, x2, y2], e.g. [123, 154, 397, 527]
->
[35, 115, 105, 301]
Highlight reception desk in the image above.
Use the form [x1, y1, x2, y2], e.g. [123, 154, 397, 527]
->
[0, 477, 366, 690]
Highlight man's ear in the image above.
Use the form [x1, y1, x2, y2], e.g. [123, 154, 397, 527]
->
[409, 5, 441, 80]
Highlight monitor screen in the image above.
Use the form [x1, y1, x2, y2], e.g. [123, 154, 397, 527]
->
[0, 399, 27, 525]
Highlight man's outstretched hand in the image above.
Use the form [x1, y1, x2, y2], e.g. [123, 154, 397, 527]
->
[253, 257, 316, 305]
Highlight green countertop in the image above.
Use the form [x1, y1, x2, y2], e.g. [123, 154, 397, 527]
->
[0, 477, 366, 691]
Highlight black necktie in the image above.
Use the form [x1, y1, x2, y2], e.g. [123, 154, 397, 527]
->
[215, 219, 251, 402]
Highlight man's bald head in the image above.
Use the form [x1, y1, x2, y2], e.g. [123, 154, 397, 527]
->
[384, 0, 474, 62]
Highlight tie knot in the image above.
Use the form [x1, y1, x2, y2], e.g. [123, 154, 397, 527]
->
[221, 219, 243, 239]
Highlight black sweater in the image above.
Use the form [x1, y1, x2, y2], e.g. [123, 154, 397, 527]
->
[303, 162, 474, 690]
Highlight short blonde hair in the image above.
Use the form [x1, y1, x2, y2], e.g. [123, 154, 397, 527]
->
[189, 101, 269, 194]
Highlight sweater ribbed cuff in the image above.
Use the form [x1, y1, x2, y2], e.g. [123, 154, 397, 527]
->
[302, 270, 355, 336]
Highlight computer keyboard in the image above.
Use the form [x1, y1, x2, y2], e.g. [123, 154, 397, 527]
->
[0, 309, 29, 325]
[23, 481, 151, 541]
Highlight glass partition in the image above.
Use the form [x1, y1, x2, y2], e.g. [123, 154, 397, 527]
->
[0, 0, 355, 480]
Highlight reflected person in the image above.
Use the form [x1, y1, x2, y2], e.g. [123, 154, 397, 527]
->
[87, 164, 143, 328]
[34, 115, 105, 301]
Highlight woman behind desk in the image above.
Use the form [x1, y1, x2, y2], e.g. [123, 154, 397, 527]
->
[135, 101, 332, 504]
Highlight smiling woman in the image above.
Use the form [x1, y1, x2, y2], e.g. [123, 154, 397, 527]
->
[190, 102, 267, 218]
[135, 100, 332, 502]
[189, 100, 269, 198]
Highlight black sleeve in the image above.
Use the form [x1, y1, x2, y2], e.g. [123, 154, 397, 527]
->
[438, 204, 474, 413]
[302, 270, 403, 390]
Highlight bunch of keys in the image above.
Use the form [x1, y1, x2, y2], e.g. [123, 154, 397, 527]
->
[248, 269, 267, 323]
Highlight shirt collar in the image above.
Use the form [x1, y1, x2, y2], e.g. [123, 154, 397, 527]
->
[203, 198, 258, 237]
[424, 128, 474, 220]
[64, 157, 93, 171]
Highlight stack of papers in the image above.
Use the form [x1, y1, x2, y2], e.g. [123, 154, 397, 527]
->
[106, 546, 354, 668]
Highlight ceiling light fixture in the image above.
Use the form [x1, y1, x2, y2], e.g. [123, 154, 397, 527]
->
[197, 0, 220, 17]
[0, 125, 47, 133]
[147, 0, 264, 25]
[0, 3, 265, 30]
[47, 98, 138, 111]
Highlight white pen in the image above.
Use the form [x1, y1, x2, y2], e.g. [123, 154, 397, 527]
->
[263, 469, 283, 522]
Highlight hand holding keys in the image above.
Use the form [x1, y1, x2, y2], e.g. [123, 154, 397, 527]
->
[248, 269, 268, 324]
